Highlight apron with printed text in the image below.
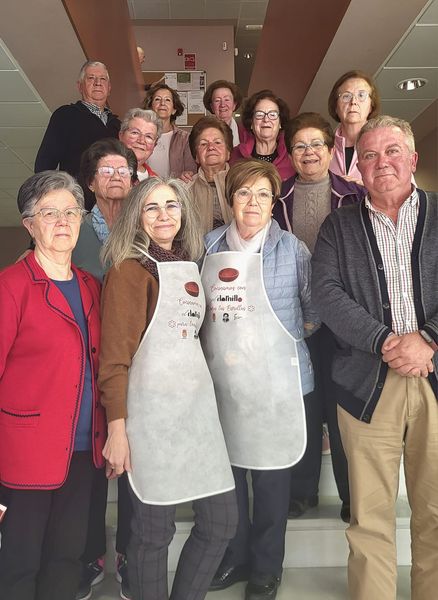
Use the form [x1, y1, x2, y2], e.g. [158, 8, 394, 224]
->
[127, 258, 234, 505]
[201, 239, 306, 469]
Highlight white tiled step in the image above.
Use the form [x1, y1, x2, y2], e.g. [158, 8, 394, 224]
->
[105, 495, 411, 572]
[92, 565, 412, 600]
[106, 454, 410, 571]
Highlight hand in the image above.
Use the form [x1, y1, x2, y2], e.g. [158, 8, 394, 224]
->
[180, 171, 194, 183]
[382, 332, 434, 377]
[102, 418, 131, 479]
[341, 175, 364, 186]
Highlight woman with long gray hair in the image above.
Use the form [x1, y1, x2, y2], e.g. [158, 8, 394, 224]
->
[98, 177, 237, 600]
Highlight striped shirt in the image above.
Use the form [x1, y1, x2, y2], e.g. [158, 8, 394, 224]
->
[81, 100, 110, 125]
[365, 189, 419, 335]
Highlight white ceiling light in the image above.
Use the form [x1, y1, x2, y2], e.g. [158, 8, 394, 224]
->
[396, 78, 428, 91]
[245, 24, 263, 30]
[243, 52, 253, 60]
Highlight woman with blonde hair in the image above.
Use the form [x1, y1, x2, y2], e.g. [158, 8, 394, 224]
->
[99, 177, 237, 600]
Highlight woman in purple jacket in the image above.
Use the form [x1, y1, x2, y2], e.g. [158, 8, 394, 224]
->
[273, 112, 366, 524]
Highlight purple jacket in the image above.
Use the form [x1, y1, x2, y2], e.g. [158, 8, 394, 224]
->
[229, 130, 294, 181]
[273, 171, 366, 233]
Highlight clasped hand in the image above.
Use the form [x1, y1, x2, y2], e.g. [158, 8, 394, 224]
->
[382, 331, 434, 378]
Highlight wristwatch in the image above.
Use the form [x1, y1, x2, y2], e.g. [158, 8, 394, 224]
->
[419, 329, 438, 352]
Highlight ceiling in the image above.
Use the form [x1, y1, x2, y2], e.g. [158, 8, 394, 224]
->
[0, 0, 437, 227]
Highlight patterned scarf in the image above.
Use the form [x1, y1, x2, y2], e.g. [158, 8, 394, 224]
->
[137, 240, 187, 280]
[91, 205, 110, 243]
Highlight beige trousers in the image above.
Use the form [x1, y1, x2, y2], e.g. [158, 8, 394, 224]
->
[338, 369, 438, 600]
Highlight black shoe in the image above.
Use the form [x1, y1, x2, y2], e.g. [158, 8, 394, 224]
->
[116, 554, 131, 599]
[288, 495, 318, 518]
[340, 501, 350, 523]
[75, 559, 105, 600]
[245, 574, 282, 600]
[209, 563, 250, 591]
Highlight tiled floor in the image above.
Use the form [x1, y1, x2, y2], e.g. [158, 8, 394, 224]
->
[92, 566, 411, 599]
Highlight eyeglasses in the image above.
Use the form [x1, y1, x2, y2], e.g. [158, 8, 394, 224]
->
[28, 207, 85, 223]
[234, 188, 274, 205]
[291, 140, 327, 155]
[96, 166, 133, 178]
[142, 201, 182, 219]
[126, 128, 157, 145]
[338, 90, 370, 104]
[253, 110, 279, 121]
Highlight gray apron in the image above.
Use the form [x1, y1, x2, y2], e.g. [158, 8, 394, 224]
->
[126, 257, 234, 505]
[201, 235, 306, 470]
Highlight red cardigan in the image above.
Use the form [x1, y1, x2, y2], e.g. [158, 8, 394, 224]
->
[0, 252, 106, 489]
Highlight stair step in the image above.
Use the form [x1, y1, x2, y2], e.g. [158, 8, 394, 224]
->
[105, 495, 411, 571]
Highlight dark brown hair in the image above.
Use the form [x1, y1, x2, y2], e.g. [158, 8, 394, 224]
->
[143, 83, 185, 122]
[328, 70, 380, 123]
[241, 89, 290, 132]
[203, 80, 243, 112]
[284, 112, 335, 154]
[79, 138, 137, 188]
[188, 116, 233, 160]
[225, 159, 281, 207]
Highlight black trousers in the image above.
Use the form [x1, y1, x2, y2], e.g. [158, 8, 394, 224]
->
[127, 487, 237, 600]
[81, 468, 132, 562]
[0, 451, 94, 600]
[290, 325, 350, 503]
[223, 466, 291, 576]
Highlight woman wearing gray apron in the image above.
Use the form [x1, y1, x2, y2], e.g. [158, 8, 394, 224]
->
[202, 160, 319, 600]
[98, 177, 237, 600]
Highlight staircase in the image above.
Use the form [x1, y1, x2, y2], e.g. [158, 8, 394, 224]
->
[106, 454, 411, 572]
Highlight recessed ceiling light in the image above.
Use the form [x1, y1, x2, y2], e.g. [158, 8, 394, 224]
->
[245, 24, 263, 30]
[243, 52, 253, 60]
[396, 78, 428, 91]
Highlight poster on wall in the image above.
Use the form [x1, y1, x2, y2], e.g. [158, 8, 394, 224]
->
[175, 91, 188, 126]
[184, 53, 196, 70]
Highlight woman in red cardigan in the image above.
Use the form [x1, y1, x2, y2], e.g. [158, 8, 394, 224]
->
[0, 171, 105, 600]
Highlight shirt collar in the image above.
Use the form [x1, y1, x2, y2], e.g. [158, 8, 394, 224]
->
[365, 186, 418, 213]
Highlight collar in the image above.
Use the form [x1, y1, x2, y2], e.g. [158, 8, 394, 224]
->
[365, 187, 418, 213]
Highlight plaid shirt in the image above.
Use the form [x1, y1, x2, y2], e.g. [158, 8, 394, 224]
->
[366, 189, 419, 335]
[81, 100, 109, 125]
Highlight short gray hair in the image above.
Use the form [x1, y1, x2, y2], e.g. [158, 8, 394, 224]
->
[78, 60, 109, 82]
[120, 108, 163, 139]
[357, 115, 416, 153]
[101, 176, 204, 268]
[18, 171, 84, 218]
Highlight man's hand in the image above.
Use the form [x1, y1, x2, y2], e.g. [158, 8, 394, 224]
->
[382, 331, 434, 377]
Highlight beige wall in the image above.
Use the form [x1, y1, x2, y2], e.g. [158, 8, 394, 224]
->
[415, 129, 438, 192]
[133, 24, 235, 86]
[0, 227, 31, 270]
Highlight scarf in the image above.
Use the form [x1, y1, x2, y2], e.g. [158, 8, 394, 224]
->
[137, 240, 187, 280]
[91, 205, 110, 243]
[225, 219, 270, 253]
